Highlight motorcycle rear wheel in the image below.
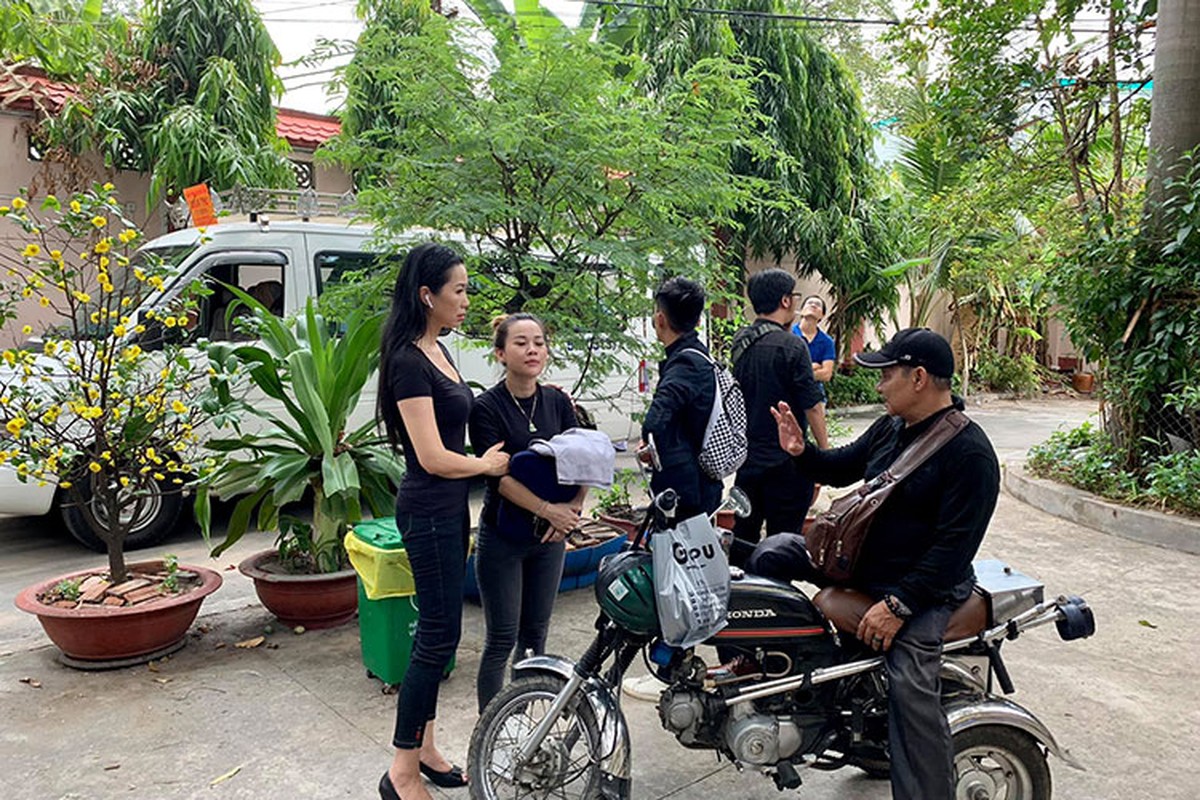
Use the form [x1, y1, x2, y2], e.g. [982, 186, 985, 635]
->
[469, 674, 604, 800]
[953, 725, 1052, 800]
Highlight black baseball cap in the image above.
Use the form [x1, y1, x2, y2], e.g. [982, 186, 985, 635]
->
[854, 328, 955, 378]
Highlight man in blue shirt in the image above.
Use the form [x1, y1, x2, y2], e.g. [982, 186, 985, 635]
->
[792, 295, 836, 402]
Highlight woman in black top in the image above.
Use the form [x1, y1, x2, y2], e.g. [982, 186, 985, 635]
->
[377, 243, 509, 800]
[468, 314, 585, 712]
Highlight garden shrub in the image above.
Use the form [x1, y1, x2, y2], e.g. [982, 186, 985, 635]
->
[1144, 451, 1200, 516]
[976, 351, 1041, 396]
[826, 368, 880, 408]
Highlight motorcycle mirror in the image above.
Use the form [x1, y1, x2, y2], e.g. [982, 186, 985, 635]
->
[728, 487, 752, 519]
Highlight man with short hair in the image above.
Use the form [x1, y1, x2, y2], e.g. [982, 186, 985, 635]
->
[752, 327, 1000, 800]
[639, 276, 720, 520]
[727, 269, 828, 565]
[792, 294, 836, 400]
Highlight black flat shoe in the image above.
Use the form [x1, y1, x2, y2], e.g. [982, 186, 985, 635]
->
[419, 761, 469, 788]
[379, 772, 402, 800]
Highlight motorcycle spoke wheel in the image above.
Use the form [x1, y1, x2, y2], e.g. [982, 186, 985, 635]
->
[953, 725, 1052, 800]
[469, 675, 604, 800]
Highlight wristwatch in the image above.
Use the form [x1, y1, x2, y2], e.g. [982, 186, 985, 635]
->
[883, 594, 912, 620]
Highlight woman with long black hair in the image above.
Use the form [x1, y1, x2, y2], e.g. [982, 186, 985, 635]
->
[377, 243, 509, 800]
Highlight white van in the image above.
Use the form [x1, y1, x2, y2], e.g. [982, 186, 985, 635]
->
[0, 220, 646, 548]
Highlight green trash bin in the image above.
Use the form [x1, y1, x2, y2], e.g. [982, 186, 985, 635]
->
[347, 518, 454, 687]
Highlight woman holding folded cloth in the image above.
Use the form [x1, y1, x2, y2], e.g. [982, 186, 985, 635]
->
[468, 313, 587, 712]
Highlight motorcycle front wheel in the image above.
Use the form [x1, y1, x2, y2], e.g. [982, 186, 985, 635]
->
[953, 725, 1052, 800]
[469, 674, 604, 800]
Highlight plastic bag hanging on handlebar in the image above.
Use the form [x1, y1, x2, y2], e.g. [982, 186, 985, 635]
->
[651, 513, 731, 647]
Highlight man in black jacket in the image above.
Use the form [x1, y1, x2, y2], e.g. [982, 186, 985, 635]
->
[728, 269, 828, 565]
[639, 277, 721, 520]
[751, 328, 1000, 800]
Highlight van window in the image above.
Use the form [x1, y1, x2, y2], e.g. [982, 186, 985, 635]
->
[198, 262, 286, 342]
[315, 251, 396, 293]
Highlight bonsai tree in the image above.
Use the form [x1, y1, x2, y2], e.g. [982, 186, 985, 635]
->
[0, 185, 211, 583]
[196, 292, 403, 573]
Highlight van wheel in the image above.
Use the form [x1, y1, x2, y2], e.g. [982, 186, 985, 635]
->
[60, 472, 185, 552]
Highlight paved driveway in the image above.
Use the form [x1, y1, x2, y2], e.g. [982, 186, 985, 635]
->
[6, 397, 1196, 799]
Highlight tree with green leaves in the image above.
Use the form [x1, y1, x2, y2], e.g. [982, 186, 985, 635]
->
[614, 0, 899, 356]
[327, 2, 770, 392]
[1, 1, 128, 79]
[36, 0, 293, 207]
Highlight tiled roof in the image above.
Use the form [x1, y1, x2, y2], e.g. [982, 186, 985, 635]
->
[274, 107, 342, 150]
[0, 67, 341, 151]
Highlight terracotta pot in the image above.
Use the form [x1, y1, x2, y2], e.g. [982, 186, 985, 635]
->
[1072, 372, 1096, 393]
[238, 549, 357, 629]
[596, 512, 642, 542]
[14, 560, 222, 664]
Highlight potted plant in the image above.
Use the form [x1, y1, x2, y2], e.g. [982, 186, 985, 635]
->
[2, 186, 222, 665]
[592, 467, 648, 539]
[196, 292, 403, 629]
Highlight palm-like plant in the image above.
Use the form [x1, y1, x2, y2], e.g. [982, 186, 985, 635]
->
[196, 291, 402, 574]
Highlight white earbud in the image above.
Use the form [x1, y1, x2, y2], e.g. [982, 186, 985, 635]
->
[423, 295, 434, 308]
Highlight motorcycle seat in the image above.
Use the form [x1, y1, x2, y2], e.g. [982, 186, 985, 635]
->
[812, 586, 989, 643]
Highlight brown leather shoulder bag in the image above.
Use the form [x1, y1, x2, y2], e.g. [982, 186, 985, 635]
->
[805, 409, 970, 583]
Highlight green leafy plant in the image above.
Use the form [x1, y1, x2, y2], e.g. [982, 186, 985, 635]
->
[592, 467, 646, 518]
[1027, 423, 1141, 503]
[826, 368, 881, 409]
[52, 579, 81, 602]
[975, 351, 1042, 397]
[1144, 451, 1200, 517]
[161, 552, 180, 593]
[196, 292, 404, 575]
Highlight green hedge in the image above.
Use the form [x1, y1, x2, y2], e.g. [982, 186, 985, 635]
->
[826, 368, 880, 408]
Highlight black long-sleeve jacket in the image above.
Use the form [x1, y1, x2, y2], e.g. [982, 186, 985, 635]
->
[796, 399, 1000, 613]
[641, 331, 721, 518]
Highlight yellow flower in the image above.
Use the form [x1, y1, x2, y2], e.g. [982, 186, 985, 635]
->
[5, 418, 25, 437]
[72, 290, 91, 303]
[163, 316, 177, 328]
[176, 315, 188, 327]
[153, 472, 165, 481]
[22, 243, 40, 258]
[171, 400, 187, 414]
[2, 352, 14, 365]
[113, 325, 127, 337]
[99, 256, 110, 269]
[148, 276, 164, 290]
[39, 296, 50, 308]
[59, 480, 72, 489]
[119, 229, 138, 244]
[134, 324, 145, 334]
[145, 446, 157, 461]
[119, 477, 130, 488]
[49, 249, 62, 261]
[21, 287, 32, 298]
[90, 216, 107, 229]
[70, 200, 82, 214]
[11, 197, 27, 210]
[103, 182, 114, 191]
[21, 325, 31, 335]
[88, 462, 102, 473]
[133, 268, 146, 281]
[94, 240, 111, 254]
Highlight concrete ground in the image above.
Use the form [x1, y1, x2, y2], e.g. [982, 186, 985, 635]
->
[2, 397, 1197, 800]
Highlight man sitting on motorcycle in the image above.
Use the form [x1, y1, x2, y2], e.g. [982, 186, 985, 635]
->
[748, 328, 1000, 800]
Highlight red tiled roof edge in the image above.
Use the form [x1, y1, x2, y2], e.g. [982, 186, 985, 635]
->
[1, 67, 342, 150]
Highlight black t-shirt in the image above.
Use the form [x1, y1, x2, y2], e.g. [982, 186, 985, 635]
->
[732, 320, 824, 472]
[388, 342, 474, 517]
[468, 382, 578, 528]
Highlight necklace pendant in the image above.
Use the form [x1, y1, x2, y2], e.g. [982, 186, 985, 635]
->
[528, 420, 537, 433]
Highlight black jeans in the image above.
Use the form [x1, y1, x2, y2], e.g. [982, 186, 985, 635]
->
[474, 521, 566, 713]
[391, 510, 469, 749]
[730, 459, 814, 568]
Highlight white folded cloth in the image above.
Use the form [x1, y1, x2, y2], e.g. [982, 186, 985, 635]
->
[529, 427, 617, 489]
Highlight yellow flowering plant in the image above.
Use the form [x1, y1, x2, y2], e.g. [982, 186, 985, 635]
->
[0, 185, 215, 583]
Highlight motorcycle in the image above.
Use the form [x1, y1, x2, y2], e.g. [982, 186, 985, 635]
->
[467, 487, 1095, 800]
